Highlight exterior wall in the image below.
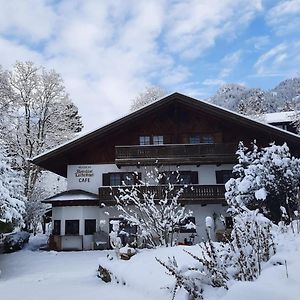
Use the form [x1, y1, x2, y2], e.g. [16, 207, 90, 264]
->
[55, 162, 233, 250]
[52, 206, 99, 250]
[67, 163, 234, 193]
[52, 203, 228, 250]
[187, 204, 227, 243]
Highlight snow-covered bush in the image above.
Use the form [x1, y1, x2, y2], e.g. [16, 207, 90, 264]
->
[225, 142, 300, 222]
[114, 169, 193, 248]
[224, 207, 276, 281]
[157, 206, 277, 299]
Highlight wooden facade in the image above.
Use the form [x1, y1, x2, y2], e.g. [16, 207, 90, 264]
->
[31, 93, 300, 177]
[99, 184, 227, 206]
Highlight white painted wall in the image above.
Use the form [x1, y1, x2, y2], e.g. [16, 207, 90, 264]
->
[52, 203, 228, 250]
[52, 206, 100, 250]
[67, 163, 234, 193]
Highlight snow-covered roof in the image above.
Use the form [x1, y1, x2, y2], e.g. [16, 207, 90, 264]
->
[42, 189, 98, 203]
[262, 111, 296, 124]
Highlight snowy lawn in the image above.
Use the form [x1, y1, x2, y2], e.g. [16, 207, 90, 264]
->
[1, 234, 300, 300]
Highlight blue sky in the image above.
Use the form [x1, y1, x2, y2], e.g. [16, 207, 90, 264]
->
[0, 0, 299, 131]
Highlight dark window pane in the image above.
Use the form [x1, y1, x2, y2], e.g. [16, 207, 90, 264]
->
[160, 171, 198, 185]
[65, 220, 79, 235]
[216, 170, 233, 184]
[53, 220, 61, 235]
[110, 173, 121, 186]
[85, 219, 96, 235]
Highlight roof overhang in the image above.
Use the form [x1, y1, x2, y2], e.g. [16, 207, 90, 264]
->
[31, 92, 300, 177]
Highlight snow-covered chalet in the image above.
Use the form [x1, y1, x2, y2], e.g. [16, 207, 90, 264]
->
[31, 93, 300, 250]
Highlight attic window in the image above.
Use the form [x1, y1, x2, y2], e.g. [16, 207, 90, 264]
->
[189, 135, 201, 144]
[202, 134, 214, 144]
[139, 136, 151, 145]
[153, 135, 164, 145]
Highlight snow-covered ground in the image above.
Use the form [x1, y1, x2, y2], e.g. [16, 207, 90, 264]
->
[1, 233, 300, 300]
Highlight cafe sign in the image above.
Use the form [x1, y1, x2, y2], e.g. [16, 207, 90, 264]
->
[75, 165, 94, 183]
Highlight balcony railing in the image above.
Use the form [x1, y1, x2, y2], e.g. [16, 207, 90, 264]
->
[99, 184, 226, 205]
[115, 143, 237, 166]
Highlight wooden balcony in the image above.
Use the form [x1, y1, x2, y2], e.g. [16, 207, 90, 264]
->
[115, 143, 237, 166]
[99, 184, 226, 206]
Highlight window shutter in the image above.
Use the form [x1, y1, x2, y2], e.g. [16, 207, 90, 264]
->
[102, 173, 110, 186]
[191, 172, 199, 184]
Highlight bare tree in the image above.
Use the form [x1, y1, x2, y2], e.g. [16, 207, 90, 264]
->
[130, 86, 167, 111]
[113, 169, 193, 247]
[0, 61, 82, 197]
[0, 61, 83, 230]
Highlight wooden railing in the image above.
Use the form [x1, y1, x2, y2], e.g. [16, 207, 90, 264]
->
[99, 184, 226, 205]
[115, 143, 237, 165]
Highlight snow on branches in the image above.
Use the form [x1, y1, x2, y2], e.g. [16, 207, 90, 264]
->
[157, 207, 277, 300]
[114, 168, 193, 248]
[0, 147, 25, 223]
[225, 141, 300, 222]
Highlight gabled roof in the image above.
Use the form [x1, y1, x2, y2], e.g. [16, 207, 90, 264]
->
[42, 189, 98, 203]
[31, 92, 300, 175]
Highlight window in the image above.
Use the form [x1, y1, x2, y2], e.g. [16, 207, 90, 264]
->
[189, 135, 201, 144]
[188, 134, 214, 144]
[103, 172, 141, 186]
[139, 136, 151, 145]
[65, 220, 79, 235]
[53, 220, 61, 235]
[153, 135, 164, 145]
[139, 135, 164, 145]
[202, 134, 214, 144]
[159, 171, 198, 184]
[85, 219, 96, 235]
[216, 170, 233, 184]
[110, 173, 121, 186]
[179, 217, 196, 233]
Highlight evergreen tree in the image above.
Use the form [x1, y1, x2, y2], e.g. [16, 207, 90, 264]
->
[225, 142, 300, 222]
